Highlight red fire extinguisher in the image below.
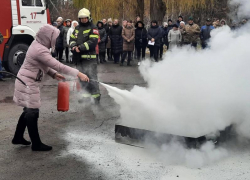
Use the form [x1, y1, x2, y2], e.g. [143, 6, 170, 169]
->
[57, 81, 70, 112]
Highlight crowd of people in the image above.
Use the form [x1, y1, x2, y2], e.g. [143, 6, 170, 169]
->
[1, 7, 248, 152]
[52, 14, 248, 66]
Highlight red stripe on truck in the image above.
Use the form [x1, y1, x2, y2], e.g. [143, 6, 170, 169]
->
[46, 9, 51, 24]
[0, 0, 12, 60]
[16, 0, 21, 25]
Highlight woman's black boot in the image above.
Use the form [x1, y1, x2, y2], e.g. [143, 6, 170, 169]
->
[25, 109, 52, 151]
[12, 111, 31, 146]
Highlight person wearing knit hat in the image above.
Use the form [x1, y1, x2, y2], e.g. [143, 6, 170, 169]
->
[220, 19, 227, 26]
[172, 24, 178, 28]
[167, 19, 173, 30]
[176, 15, 183, 27]
[179, 21, 186, 45]
[152, 20, 158, 24]
[57, 17, 63, 22]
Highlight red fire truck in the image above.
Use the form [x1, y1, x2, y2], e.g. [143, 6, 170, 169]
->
[0, 0, 51, 74]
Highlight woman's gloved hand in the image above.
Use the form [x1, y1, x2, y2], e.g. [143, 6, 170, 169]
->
[78, 72, 89, 82]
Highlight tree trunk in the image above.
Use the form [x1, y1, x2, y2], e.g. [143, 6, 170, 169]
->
[136, 0, 144, 21]
[150, 0, 166, 25]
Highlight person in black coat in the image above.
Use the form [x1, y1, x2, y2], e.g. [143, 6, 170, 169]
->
[161, 22, 169, 46]
[167, 19, 173, 32]
[109, 19, 123, 64]
[135, 21, 147, 65]
[159, 23, 167, 60]
[147, 20, 162, 62]
[176, 16, 183, 27]
[97, 21, 107, 63]
[55, 17, 65, 62]
[102, 18, 109, 45]
[102, 19, 109, 33]
[63, 19, 71, 63]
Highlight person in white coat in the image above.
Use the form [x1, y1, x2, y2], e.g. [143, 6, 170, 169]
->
[67, 20, 79, 64]
[168, 24, 182, 50]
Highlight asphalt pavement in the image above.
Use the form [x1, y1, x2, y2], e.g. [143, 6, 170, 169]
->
[0, 60, 148, 180]
[1, 60, 250, 180]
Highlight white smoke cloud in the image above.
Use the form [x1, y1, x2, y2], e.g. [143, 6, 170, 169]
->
[102, 0, 250, 167]
[230, 0, 250, 19]
[104, 24, 250, 139]
[146, 141, 228, 168]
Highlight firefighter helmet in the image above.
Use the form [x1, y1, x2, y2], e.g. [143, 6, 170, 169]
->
[78, 8, 91, 19]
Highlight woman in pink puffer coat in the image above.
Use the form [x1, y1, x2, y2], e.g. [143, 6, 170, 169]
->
[12, 24, 89, 151]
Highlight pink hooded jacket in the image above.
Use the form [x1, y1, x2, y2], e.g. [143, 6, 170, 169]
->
[13, 24, 79, 109]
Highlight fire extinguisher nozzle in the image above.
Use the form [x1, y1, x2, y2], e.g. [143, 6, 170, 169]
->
[90, 79, 99, 83]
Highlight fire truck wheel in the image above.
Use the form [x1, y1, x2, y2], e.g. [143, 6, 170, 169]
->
[7, 43, 29, 75]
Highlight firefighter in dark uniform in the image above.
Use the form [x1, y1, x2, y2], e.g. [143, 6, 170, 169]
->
[69, 8, 100, 104]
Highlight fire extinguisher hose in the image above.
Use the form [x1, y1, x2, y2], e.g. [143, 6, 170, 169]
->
[0, 71, 28, 87]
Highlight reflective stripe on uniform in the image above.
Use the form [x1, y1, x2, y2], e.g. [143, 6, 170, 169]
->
[70, 41, 76, 45]
[92, 94, 100, 98]
[84, 42, 89, 50]
[83, 29, 91, 34]
[75, 30, 79, 33]
[81, 55, 97, 59]
[70, 34, 76, 39]
[82, 94, 100, 98]
[82, 94, 91, 97]
[89, 35, 99, 38]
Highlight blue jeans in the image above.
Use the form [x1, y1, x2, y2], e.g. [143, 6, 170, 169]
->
[0, 57, 3, 79]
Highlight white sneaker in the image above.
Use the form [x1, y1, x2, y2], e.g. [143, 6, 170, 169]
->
[138, 62, 141, 66]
